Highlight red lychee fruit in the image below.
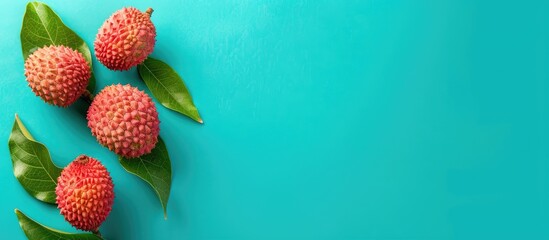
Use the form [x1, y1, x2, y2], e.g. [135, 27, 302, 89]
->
[87, 84, 160, 158]
[55, 155, 114, 231]
[94, 7, 156, 71]
[24, 45, 90, 106]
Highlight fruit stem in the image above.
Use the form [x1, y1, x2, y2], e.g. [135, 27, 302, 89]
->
[92, 229, 102, 238]
[75, 155, 90, 164]
[145, 8, 153, 16]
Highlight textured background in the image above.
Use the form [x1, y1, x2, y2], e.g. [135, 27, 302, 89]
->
[1, 0, 548, 239]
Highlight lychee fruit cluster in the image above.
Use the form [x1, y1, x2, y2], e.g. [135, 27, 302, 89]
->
[24, 45, 91, 107]
[19, 5, 167, 236]
[55, 155, 114, 232]
[87, 84, 160, 158]
[94, 7, 156, 71]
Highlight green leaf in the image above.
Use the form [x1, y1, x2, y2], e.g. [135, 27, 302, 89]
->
[15, 209, 103, 240]
[20, 1, 95, 93]
[138, 57, 203, 123]
[8, 114, 62, 204]
[119, 137, 172, 218]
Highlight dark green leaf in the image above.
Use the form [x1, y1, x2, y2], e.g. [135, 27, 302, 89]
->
[119, 138, 172, 218]
[8, 114, 62, 204]
[21, 1, 95, 93]
[15, 209, 103, 240]
[138, 57, 203, 123]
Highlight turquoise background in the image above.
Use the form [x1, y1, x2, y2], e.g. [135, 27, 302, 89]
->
[0, 0, 548, 239]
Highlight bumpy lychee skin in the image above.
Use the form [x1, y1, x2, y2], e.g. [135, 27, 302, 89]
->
[87, 84, 160, 158]
[24, 45, 91, 107]
[56, 155, 114, 232]
[94, 7, 156, 71]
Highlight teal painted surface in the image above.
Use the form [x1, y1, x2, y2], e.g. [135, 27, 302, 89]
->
[0, 0, 548, 239]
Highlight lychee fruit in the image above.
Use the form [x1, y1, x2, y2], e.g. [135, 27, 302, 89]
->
[55, 155, 114, 232]
[94, 7, 156, 71]
[87, 84, 160, 158]
[24, 45, 91, 107]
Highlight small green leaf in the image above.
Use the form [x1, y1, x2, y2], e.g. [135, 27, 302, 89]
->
[15, 209, 103, 240]
[138, 57, 203, 123]
[119, 137, 172, 218]
[20, 1, 95, 93]
[8, 114, 62, 204]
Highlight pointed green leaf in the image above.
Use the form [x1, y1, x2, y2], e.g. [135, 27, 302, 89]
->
[119, 137, 172, 218]
[8, 115, 62, 204]
[20, 1, 95, 93]
[15, 209, 102, 240]
[138, 57, 203, 123]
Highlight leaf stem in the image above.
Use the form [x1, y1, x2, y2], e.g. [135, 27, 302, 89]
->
[81, 90, 94, 105]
